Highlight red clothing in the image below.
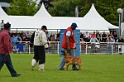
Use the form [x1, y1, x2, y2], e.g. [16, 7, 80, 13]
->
[0, 30, 12, 54]
[62, 27, 75, 48]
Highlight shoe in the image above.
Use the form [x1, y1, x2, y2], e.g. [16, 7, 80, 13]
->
[72, 67, 79, 70]
[39, 69, 45, 72]
[72, 68, 79, 70]
[59, 68, 64, 70]
[32, 66, 34, 71]
[72, 65, 79, 70]
[12, 74, 21, 77]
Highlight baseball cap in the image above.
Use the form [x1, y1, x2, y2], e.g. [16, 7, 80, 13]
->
[41, 25, 47, 30]
[4, 22, 11, 28]
[71, 22, 78, 28]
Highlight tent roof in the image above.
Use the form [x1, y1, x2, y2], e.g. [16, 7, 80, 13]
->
[0, 3, 118, 32]
[0, 2, 10, 7]
[82, 4, 118, 30]
[0, 6, 8, 16]
[33, 3, 52, 17]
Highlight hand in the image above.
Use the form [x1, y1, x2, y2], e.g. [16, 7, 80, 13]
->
[3, 54, 9, 63]
[67, 48, 70, 52]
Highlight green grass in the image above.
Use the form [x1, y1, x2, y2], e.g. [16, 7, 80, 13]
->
[0, 54, 124, 82]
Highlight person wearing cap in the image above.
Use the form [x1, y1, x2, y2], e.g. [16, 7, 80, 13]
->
[0, 23, 21, 77]
[59, 22, 79, 70]
[31, 25, 48, 71]
[0, 20, 4, 31]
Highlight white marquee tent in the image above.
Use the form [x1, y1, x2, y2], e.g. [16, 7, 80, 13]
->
[79, 4, 118, 31]
[0, 3, 118, 32]
[33, 3, 52, 17]
[0, 5, 8, 16]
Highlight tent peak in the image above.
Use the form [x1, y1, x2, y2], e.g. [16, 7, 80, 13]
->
[34, 3, 52, 17]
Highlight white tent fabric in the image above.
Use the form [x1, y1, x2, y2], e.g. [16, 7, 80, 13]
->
[81, 4, 118, 30]
[0, 3, 118, 32]
[0, 6, 8, 16]
[33, 3, 52, 17]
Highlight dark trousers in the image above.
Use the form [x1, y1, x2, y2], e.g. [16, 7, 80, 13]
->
[33, 46, 45, 64]
[0, 54, 17, 76]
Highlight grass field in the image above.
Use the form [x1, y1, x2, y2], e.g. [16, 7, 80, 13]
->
[0, 54, 124, 82]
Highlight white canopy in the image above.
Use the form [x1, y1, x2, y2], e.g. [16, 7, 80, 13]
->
[33, 3, 52, 17]
[0, 3, 118, 32]
[81, 4, 118, 30]
[0, 6, 8, 16]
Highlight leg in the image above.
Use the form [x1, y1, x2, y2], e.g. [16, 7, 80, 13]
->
[70, 49, 79, 70]
[31, 59, 37, 70]
[0, 55, 5, 70]
[39, 46, 45, 71]
[78, 64, 81, 70]
[59, 56, 65, 70]
[31, 46, 39, 70]
[65, 63, 70, 70]
[5, 55, 18, 76]
[33, 46, 40, 62]
[106, 46, 109, 54]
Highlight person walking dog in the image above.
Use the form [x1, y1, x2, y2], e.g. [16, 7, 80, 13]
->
[59, 22, 79, 70]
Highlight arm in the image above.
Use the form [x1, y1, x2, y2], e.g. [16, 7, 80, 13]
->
[4, 34, 11, 54]
[66, 36, 70, 48]
[39, 32, 47, 45]
[66, 31, 71, 49]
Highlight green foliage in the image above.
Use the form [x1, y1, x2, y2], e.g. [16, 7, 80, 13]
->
[3, 0, 124, 25]
[0, 54, 124, 82]
[0, 0, 12, 2]
[48, 0, 85, 16]
[6, 0, 39, 16]
[49, 0, 124, 25]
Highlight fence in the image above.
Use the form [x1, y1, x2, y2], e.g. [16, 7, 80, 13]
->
[12, 41, 124, 54]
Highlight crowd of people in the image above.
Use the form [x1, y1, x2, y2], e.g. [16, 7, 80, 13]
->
[1, 20, 124, 54]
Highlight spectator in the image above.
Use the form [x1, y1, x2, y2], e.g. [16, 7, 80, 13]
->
[90, 35, 99, 53]
[90, 31, 96, 38]
[11, 35, 19, 52]
[113, 31, 118, 42]
[56, 32, 60, 41]
[102, 32, 107, 42]
[96, 31, 101, 41]
[0, 20, 4, 31]
[84, 31, 90, 42]
[80, 32, 84, 39]
[11, 35, 19, 47]
[106, 35, 115, 54]
[117, 36, 124, 54]
[80, 38, 85, 54]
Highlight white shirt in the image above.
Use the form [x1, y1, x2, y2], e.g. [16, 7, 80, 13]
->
[34, 29, 48, 46]
[0, 22, 4, 30]
[66, 31, 71, 36]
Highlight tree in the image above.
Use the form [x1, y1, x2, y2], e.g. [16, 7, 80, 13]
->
[40, 0, 54, 9]
[6, 0, 39, 16]
[0, 0, 12, 3]
[48, 0, 86, 16]
[49, 0, 124, 25]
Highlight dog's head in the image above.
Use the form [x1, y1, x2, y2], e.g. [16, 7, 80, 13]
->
[61, 50, 69, 56]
